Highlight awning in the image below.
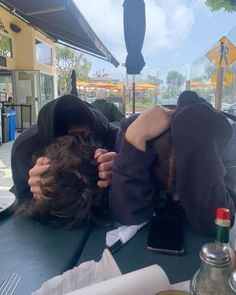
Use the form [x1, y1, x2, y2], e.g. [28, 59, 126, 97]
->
[0, 0, 119, 67]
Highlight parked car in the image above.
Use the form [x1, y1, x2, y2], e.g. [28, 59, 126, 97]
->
[223, 103, 236, 116]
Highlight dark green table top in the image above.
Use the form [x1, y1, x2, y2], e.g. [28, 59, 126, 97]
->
[0, 210, 214, 295]
[77, 224, 214, 284]
[0, 214, 92, 295]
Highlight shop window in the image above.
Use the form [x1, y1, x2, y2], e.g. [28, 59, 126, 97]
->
[0, 34, 12, 58]
[0, 74, 13, 101]
[35, 39, 52, 66]
[40, 73, 53, 106]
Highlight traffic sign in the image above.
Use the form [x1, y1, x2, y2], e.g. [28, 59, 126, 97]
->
[206, 36, 236, 68]
[211, 72, 234, 86]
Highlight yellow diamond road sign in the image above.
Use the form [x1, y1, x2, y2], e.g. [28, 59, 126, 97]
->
[211, 72, 234, 86]
[206, 36, 236, 68]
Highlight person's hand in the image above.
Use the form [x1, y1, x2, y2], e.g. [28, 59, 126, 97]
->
[28, 157, 51, 200]
[125, 105, 174, 151]
[94, 148, 116, 188]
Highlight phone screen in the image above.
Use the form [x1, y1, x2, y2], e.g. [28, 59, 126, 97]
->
[147, 215, 185, 255]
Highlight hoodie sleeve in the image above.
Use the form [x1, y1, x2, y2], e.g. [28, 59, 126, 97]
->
[109, 117, 156, 225]
[172, 104, 235, 236]
[11, 125, 42, 201]
[222, 121, 236, 196]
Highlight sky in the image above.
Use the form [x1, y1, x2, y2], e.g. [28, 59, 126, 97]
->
[75, 0, 236, 80]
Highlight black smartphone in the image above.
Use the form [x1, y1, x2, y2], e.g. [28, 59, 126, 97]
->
[147, 215, 185, 255]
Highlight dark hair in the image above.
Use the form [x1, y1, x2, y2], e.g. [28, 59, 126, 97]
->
[22, 132, 108, 228]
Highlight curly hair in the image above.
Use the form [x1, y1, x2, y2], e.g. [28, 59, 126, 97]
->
[22, 132, 108, 228]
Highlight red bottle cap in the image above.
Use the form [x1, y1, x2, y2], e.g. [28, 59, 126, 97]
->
[216, 208, 230, 220]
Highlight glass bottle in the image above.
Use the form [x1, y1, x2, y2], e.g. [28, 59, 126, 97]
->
[229, 270, 236, 294]
[215, 207, 236, 271]
[190, 243, 234, 295]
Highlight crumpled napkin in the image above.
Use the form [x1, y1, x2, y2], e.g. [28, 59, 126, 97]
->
[106, 222, 148, 252]
[32, 249, 121, 295]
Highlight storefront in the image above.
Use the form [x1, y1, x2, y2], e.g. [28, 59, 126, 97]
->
[0, 0, 118, 133]
[0, 5, 56, 128]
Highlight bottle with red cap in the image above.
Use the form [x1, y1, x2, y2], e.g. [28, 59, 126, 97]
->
[215, 207, 236, 271]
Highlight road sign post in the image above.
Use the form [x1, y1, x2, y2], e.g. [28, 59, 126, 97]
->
[206, 36, 236, 110]
[215, 68, 224, 110]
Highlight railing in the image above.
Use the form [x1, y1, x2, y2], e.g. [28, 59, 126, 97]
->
[1, 102, 32, 133]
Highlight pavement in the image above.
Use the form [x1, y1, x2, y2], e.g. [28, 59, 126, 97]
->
[0, 139, 14, 197]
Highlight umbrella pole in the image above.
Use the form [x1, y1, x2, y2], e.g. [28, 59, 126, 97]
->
[132, 74, 136, 113]
[122, 84, 126, 115]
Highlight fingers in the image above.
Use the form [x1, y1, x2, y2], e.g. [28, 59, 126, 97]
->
[94, 148, 108, 160]
[96, 152, 116, 174]
[28, 157, 51, 200]
[35, 156, 51, 166]
[97, 179, 112, 188]
[94, 150, 117, 188]
[98, 161, 113, 174]
[97, 166, 112, 188]
[98, 170, 112, 180]
[96, 151, 117, 164]
[28, 164, 50, 181]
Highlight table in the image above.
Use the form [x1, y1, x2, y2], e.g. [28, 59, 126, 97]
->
[78, 224, 213, 284]
[0, 214, 92, 295]
[0, 212, 214, 294]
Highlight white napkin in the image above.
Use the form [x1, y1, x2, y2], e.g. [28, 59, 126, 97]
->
[64, 265, 191, 295]
[32, 249, 121, 295]
[106, 222, 148, 248]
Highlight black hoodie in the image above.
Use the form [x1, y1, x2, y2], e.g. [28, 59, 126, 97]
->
[110, 91, 236, 236]
[11, 94, 118, 201]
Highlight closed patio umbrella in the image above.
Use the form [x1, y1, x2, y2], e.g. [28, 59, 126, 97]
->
[71, 70, 78, 96]
[123, 0, 146, 113]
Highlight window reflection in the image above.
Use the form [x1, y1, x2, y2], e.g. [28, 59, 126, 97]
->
[0, 74, 13, 101]
[0, 34, 12, 58]
[35, 39, 52, 66]
[40, 73, 53, 106]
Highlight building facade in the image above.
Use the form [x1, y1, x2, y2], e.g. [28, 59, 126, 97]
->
[0, 5, 57, 127]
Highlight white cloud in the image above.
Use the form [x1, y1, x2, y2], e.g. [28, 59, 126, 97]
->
[75, 0, 125, 62]
[142, 0, 196, 55]
[75, 0, 197, 66]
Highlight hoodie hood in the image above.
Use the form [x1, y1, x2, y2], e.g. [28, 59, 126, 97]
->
[37, 94, 113, 147]
[11, 94, 118, 201]
[171, 90, 234, 235]
[173, 90, 232, 155]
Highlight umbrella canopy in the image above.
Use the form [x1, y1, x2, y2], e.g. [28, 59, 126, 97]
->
[71, 70, 78, 95]
[77, 81, 91, 87]
[135, 83, 157, 90]
[77, 81, 124, 91]
[123, 0, 146, 74]
[190, 81, 215, 88]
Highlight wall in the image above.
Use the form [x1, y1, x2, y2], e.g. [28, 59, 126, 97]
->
[0, 5, 55, 75]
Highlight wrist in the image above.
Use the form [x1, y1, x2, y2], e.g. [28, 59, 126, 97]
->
[125, 127, 146, 151]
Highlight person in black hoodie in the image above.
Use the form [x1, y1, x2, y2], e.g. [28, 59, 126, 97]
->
[11, 94, 175, 229]
[110, 91, 236, 236]
[12, 91, 236, 236]
[11, 94, 118, 226]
